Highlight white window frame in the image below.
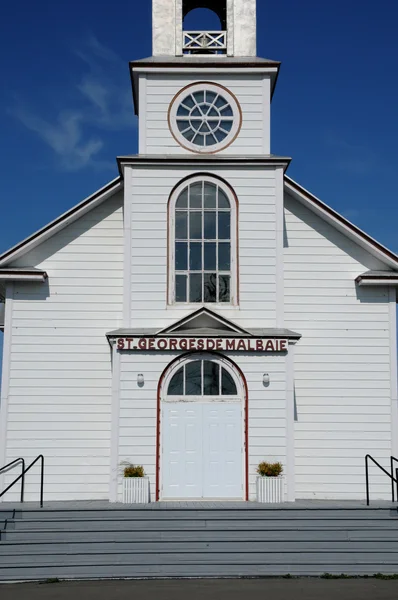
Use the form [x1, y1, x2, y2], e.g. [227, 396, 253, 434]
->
[169, 175, 238, 307]
[162, 354, 243, 404]
[168, 82, 242, 154]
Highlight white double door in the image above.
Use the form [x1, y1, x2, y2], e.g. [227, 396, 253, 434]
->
[162, 402, 243, 499]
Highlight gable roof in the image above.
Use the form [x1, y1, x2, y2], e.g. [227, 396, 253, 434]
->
[0, 172, 397, 273]
[0, 177, 123, 267]
[107, 307, 301, 340]
[285, 176, 398, 270]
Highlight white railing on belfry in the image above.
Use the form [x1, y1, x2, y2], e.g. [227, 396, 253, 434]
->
[183, 31, 227, 54]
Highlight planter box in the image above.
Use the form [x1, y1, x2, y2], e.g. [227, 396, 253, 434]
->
[122, 477, 150, 504]
[256, 476, 284, 503]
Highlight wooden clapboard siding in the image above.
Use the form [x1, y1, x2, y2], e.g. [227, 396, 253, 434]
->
[139, 73, 270, 155]
[2, 192, 124, 501]
[118, 352, 286, 502]
[284, 193, 392, 500]
[127, 165, 278, 329]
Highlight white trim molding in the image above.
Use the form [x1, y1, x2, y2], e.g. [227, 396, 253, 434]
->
[0, 284, 14, 498]
[168, 175, 238, 307]
[285, 341, 296, 502]
[109, 342, 121, 503]
[275, 167, 285, 328]
[390, 288, 398, 459]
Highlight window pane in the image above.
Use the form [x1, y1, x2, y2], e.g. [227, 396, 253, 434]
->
[222, 368, 237, 395]
[175, 242, 188, 271]
[194, 134, 205, 146]
[175, 212, 188, 239]
[218, 242, 231, 271]
[219, 275, 231, 303]
[220, 120, 233, 132]
[183, 95, 195, 109]
[176, 189, 188, 208]
[215, 95, 227, 108]
[218, 212, 231, 239]
[185, 361, 202, 395]
[204, 273, 217, 303]
[204, 183, 217, 208]
[193, 91, 205, 104]
[204, 212, 216, 239]
[190, 242, 202, 271]
[204, 361, 220, 395]
[168, 367, 184, 395]
[189, 211, 202, 239]
[175, 275, 187, 302]
[206, 91, 217, 104]
[190, 273, 202, 303]
[218, 189, 230, 209]
[190, 183, 203, 209]
[177, 105, 190, 117]
[204, 242, 216, 270]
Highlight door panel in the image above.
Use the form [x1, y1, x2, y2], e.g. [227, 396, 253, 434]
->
[162, 402, 243, 499]
[162, 405, 202, 498]
[203, 404, 243, 498]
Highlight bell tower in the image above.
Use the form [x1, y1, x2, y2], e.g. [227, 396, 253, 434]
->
[152, 0, 257, 57]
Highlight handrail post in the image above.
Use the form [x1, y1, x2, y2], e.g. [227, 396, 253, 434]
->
[40, 455, 44, 509]
[20, 459, 25, 504]
[396, 468, 398, 505]
[365, 455, 370, 506]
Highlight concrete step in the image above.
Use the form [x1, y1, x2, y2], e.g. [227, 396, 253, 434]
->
[5, 527, 398, 543]
[1, 539, 398, 555]
[8, 518, 398, 531]
[1, 551, 398, 568]
[3, 563, 398, 580]
[12, 508, 398, 520]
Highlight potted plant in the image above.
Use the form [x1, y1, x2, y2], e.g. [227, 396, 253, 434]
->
[121, 462, 150, 504]
[256, 461, 284, 503]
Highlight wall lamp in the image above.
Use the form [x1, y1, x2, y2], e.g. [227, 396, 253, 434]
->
[137, 374, 144, 387]
[263, 373, 270, 387]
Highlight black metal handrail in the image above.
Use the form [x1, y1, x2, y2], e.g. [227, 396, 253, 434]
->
[391, 456, 398, 502]
[365, 454, 398, 506]
[0, 458, 25, 503]
[0, 455, 44, 508]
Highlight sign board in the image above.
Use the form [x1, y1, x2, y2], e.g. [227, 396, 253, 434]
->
[116, 337, 288, 352]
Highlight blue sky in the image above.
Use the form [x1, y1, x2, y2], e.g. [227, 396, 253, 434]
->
[0, 0, 398, 365]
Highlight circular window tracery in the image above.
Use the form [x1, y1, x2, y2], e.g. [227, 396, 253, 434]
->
[169, 83, 242, 154]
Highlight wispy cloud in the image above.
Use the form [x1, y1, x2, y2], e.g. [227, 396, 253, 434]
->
[9, 34, 136, 171]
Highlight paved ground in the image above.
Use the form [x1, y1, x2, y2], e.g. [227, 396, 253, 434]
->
[1, 579, 398, 600]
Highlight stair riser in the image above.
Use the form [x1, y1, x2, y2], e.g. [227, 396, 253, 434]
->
[13, 509, 398, 521]
[2, 564, 398, 580]
[2, 551, 398, 567]
[5, 528, 398, 543]
[2, 540, 398, 555]
[9, 519, 398, 531]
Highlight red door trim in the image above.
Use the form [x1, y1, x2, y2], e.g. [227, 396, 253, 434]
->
[156, 352, 249, 502]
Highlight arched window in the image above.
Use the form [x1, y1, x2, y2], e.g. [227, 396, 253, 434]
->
[169, 176, 237, 305]
[167, 358, 238, 397]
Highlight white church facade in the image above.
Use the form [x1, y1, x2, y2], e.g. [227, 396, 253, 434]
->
[1, 0, 398, 503]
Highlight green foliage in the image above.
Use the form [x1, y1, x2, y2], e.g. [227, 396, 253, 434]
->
[122, 462, 145, 478]
[257, 461, 283, 477]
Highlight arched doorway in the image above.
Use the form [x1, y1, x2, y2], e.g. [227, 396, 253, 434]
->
[158, 353, 246, 500]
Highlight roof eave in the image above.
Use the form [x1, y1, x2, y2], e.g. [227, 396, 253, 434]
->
[285, 176, 398, 270]
[129, 58, 281, 116]
[118, 155, 291, 176]
[0, 177, 123, 267]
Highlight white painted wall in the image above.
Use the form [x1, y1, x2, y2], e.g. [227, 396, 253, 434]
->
[1, 193, 124, 502]
[139, 73, 271, 155]
[284, 192, 393, 500]
[116, 350, 286, 502]
[125, 164, 279, 330]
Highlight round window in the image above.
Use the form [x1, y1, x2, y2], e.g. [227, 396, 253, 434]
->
[168, 83, 242, 153]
